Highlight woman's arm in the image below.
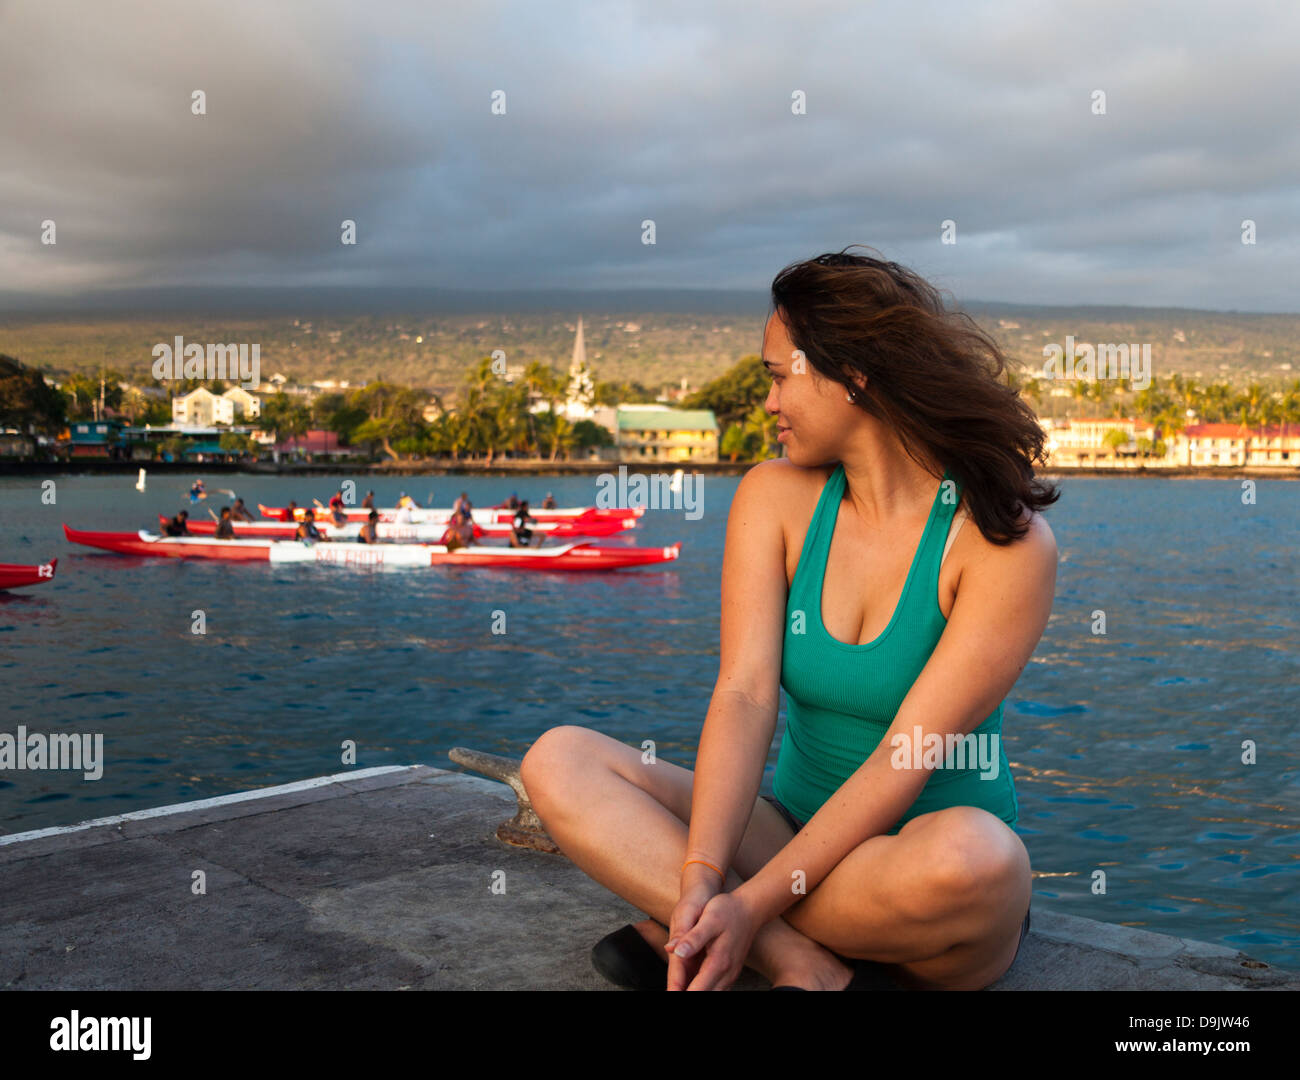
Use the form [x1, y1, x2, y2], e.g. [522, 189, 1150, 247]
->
[677, 461, 791, 892]
[729, 510, 1058, 928]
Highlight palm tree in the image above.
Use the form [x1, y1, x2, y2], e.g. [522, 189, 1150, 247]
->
[258, 391, 310, 448]
[742, 404, 779, 461]
[720, 424, 749, 463]
[1102, 428, 1128, 460]
[520, 361, 563, 455]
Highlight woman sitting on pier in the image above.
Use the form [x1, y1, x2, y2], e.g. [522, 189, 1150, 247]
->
[521, 247, 1059, 991]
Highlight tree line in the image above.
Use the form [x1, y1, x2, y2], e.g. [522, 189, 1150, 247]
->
[6, 349, 1299, 465]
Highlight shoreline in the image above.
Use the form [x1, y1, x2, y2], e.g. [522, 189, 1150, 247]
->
[2, 460, 1298, 479]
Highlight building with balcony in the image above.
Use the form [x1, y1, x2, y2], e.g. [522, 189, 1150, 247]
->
[616, 405, 718, 462]
[1164, 422, 1300, 467]
[172, 387, 234, 426]
[222, 386, 261, 420]
[1042, 416, 1158, 466]
[64, 419, 125, 458]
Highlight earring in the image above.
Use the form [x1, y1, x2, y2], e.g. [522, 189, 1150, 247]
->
[845, 391, 855, 403]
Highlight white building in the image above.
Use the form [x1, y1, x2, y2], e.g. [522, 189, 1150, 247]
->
[172, 387, 234, 426]
[523, 315, 599, 422]
[560, 316, 596, 420]
[222, 386, 261, 419]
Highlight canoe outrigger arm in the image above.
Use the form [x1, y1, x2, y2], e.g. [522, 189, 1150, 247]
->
[448, 747, 561, 854]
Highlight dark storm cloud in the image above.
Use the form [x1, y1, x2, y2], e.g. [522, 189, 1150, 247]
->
[0, 0, 1296, 310]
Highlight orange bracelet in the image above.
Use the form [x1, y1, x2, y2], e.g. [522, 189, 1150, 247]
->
[682, 858, 725, 880]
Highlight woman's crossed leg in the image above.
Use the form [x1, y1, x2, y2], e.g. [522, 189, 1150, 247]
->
[520, 725, 1031, 990]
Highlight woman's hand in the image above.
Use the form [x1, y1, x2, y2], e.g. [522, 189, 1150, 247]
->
[664, 870, 721, 990]
[665, 888, 760, 991]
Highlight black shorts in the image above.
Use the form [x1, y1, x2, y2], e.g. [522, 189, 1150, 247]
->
[762, 792, 806, 833]
[760, 794, 1032, 964]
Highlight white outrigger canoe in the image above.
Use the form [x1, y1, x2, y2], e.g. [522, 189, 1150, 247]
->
[173, 515, 637, 541]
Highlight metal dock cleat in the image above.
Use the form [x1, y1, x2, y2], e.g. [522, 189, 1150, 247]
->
[448, 747, 561, 854]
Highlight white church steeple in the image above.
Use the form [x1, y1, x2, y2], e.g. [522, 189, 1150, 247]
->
[564, 316, 595, 419]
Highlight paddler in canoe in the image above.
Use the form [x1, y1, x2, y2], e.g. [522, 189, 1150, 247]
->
[294, 509, 325, 542]
[440, 508, 477, 551]
[362, 490, 376, 509]
[543, 492, 557, 509]
[452, 491, 473, 516]
[357, 509, 381, 544]
[231, 497, 255, 523]
[188, 479, 206, 503]
[394, 492, 419, 524]
[315, 491, 348, 523]
[277, 500, 299, 523]
[508, 500, 541, 547]
[214, 506, 236, 539]
[162, 509, 190, 536]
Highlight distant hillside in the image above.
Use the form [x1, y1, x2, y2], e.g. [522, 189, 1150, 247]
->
[1, 299, 1296, 397]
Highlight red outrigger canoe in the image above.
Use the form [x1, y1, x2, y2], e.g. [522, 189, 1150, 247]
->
[0, 558, 57, 590]
[65, 526, 680, 572]
[168, 515, 635, 541]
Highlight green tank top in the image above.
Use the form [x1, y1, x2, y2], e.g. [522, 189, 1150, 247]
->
[773, 464, 1018, 834]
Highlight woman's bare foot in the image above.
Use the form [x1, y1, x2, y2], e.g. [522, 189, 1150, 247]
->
[634, 916, 854, 989]
[632, 918, 668, 951]
[768, 947, 855, 990]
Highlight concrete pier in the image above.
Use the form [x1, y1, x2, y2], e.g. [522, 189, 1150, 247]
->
[1, 765, 1295, 990]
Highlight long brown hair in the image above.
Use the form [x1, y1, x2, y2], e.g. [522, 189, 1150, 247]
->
[770, 245, 1060, 544]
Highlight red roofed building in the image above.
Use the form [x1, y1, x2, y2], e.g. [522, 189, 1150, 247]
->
[273, 430, 362, 459]
[1246, 422, 1300, 466]
[1166, 422, 1300, 467]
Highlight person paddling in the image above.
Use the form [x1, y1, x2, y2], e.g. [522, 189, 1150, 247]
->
[440, 508, 476, 551]
[295, 509, 323, 542]
[279, 500, 299, 523]
[163, 509, 190, 536]
[362, 491, 376, 509]
[189, 479, 206, 503]
[509, 500, 539, 548]
[231, 497, 255, 523]
[542, 492, 557, 509]
[357, 509, 380, 544]
[504, 491, 520, 510]
[329, 502, 348, 528]
[214, 506, 236, 539]
[452, 491, 473, 517]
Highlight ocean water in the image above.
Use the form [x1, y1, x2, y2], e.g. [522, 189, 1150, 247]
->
[1, 470, 1296, 968]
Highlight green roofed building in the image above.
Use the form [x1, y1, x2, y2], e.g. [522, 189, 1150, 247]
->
[616, 405, 718, 463]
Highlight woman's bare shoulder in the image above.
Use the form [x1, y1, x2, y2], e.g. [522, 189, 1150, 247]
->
[961, 503, 1058, 579]
[733, 457, 835, 513]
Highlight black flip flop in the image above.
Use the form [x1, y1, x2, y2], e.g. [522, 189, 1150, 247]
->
[591, 922, 670, 990]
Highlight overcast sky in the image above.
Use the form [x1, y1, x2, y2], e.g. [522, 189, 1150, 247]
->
[1, 0, 1296, 312]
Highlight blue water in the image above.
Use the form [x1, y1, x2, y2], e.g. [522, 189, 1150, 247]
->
[1, 472, 1297, 969]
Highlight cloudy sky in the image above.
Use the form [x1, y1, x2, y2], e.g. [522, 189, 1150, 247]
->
[1, 0, 1296, 311]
